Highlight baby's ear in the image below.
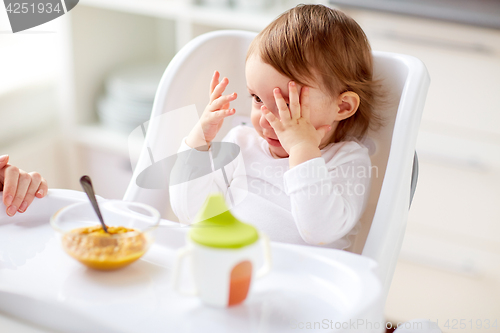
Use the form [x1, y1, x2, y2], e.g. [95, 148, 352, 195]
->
[336, 91, 360, 121]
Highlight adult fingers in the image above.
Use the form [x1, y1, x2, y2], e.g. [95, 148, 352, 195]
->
[7, 171, 31, 216]
[2, 164, 19, 207]
[36, 177, 48, 199]
[209, 93, 237, 111]
[273, 88, 291, 121]
[0, 155, 9, 191]
[300, 86, 311, 119]
[0, 154, 9, 168]
[288, 81, 301, 119]
[209, 71, 220, 98]
[17, 172, 43, 213]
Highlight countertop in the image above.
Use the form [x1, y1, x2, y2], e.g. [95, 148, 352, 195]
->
[329, 0, 500, 30]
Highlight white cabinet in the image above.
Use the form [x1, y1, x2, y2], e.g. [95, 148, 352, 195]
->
[76, 145, 134, 199]
[347, 10, 500, 137]
[0, 18, 66, 189]
[0, 130, 68, 190]
[60, 0, 288, 193]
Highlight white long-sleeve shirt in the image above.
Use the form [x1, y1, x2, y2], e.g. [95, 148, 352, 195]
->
[169, 125, 372, 250]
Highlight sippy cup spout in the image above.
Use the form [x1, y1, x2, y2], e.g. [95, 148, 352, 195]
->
[190, 193, 259, 249]
[194, 192, 231, 225]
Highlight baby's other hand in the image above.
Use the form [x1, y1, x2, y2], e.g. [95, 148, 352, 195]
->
[0, 155, 48, 217]
[262, 82, 331, 154]
[186, 71, 237, 149]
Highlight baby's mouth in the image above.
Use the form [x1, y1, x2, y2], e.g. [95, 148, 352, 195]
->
[265, 136, 281, 147]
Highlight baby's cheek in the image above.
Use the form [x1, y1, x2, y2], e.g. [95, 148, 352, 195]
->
[250, 109, 262, 130]
[310, 109, 336, 128]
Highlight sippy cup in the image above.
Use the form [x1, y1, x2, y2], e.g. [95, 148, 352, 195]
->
[171, 193, 272, 307]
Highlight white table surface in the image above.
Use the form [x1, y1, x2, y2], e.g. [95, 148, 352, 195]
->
[0, 189, 384, 333]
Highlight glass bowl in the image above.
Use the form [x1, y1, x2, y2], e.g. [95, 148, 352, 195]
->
[51, 200, 160, 270]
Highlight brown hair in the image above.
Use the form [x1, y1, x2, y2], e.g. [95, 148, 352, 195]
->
[247, 4, 383, 143]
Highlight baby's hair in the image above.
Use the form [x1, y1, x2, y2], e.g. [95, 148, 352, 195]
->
[247, 4, 383, 143]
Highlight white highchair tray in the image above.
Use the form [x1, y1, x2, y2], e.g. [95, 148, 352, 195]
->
[0, 190, 383, 333]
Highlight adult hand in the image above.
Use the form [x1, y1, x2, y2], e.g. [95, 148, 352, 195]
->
[0, 155, 48, 217]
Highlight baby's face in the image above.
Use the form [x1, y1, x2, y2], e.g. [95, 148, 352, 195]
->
[245, 54, 337, 158]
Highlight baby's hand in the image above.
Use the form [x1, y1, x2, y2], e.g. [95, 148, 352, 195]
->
[262, 81, 331, 156]
[186, 71, 237, 149]
[0, 155, 48, 217]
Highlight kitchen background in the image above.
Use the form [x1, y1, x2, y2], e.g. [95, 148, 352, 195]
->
[1, 0, 499, 331]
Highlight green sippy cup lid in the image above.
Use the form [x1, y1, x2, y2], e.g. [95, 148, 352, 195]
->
[189, 193, 259, 249]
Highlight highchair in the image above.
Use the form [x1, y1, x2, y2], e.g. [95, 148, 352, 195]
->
[123, 30, 433, 330]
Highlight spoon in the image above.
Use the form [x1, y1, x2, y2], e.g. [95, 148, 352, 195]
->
[80, 175, 108, 233]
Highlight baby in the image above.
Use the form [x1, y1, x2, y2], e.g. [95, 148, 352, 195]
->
[0, 155, 48, 217]
[170, 4, 381, 250]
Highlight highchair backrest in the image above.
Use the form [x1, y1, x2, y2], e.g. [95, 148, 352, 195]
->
[124, 30, 430, 300]
[124, 30, 256, 220]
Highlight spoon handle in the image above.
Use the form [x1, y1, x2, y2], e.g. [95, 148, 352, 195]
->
[80, 175, 108, 233]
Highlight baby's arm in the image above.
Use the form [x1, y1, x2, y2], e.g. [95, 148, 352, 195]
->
[283, 144, 371, 245]
[169, 71, 240, 223]
[0, 155, 48, 217]
[168, 139, 239, 223]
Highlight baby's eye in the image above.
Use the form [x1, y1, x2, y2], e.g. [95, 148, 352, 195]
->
[251, 94, 262, 104]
